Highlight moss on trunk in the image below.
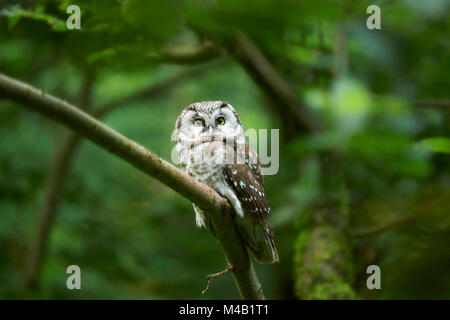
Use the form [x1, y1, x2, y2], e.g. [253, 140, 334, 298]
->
[294, 153, 358, 300]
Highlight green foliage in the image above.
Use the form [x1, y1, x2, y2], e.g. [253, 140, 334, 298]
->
[1, 5, 66, 31]
[416, 137, 450, 154]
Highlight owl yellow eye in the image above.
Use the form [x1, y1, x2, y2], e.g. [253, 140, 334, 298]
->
[216, 116, 225, 125]
[193, 118, 203, 127]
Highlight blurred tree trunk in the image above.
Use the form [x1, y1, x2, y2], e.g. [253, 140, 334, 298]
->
[229, 31, 358, 299]
[294, 26, 357, 299]
[294, 153, 357, 299]
[24, 133, 83, 289]
[24, 72, 94, 289]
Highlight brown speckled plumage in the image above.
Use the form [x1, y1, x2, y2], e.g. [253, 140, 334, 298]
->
[173, 101, 278, 263]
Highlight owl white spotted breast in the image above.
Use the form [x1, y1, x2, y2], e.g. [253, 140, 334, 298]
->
[172, 101, 278, 263]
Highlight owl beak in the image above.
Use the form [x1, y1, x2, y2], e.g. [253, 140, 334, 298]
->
[208, 125, 213, 135]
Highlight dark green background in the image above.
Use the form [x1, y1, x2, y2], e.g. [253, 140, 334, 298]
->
[0, 0, 449, 299]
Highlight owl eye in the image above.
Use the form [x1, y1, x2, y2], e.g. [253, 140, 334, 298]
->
[216, 116, 225, 125]
[193, 118, 203, 127]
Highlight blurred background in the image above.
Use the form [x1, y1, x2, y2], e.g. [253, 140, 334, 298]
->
[0, 0, 449, 299]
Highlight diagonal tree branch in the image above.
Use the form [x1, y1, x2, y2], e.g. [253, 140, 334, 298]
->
[232, 32, 322, 135]
[352, 193, 450, 237]
[413, 99, 450, 108]
[0, 72, 264, 300]
[23, 65, 214, 290]
[94, 64, 218, 118]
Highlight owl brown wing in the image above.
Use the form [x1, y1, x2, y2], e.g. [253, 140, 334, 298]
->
[242, 143, 264, 184]
[223, 142, 278, 263]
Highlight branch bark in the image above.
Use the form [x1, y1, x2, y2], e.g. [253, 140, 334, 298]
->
[0, 72, 264, 300]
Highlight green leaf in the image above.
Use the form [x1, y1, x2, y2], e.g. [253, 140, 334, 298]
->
[87, 48, 117, 64]
[416, 137, 450, 154]
[0, 5, 66, 32]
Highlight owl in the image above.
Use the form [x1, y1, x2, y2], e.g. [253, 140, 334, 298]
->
[172, 101, 278, 263]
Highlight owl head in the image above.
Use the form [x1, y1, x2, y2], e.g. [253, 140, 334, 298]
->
[172, 101, 245, 144]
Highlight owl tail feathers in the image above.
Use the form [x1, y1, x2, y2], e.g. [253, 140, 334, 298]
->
[239, 221, 279, 264]
[253, 226, 279, 264]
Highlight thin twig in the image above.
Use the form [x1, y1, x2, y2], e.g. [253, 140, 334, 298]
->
[94, 63, 222, 118]
[414, 99, 450, 108]
[202, 265, 236, 295]
[373, 94, 450, 108]
[353, 194, 450, 237]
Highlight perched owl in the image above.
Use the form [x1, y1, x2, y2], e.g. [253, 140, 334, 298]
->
[172, 101, 278, 263]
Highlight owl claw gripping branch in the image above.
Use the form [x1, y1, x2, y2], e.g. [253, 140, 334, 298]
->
[173, 101, 279, 263]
